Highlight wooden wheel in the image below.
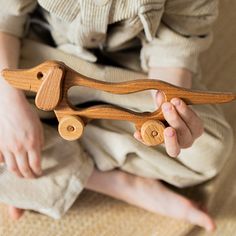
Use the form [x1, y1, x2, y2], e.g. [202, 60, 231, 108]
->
[58, 115, 84, 141]
[140, 120, 165, 146]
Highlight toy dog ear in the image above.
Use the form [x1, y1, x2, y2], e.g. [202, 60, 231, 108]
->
[35, 66, 65, 111]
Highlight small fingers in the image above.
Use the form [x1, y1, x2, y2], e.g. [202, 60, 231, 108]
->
[171, 98, 204, 139]
[133, 131, 146, 145]
[25, 130, 43, 176]
[162, 102, 193, 148]
[154, 91, 165, 109]
[3, 152, 23, 178]
[164, 127, 180, 157]
[14, 151, 35, 178]
[28, 148, 42, 176]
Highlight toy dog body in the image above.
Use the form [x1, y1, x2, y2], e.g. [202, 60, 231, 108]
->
[2, 60, 236, 145]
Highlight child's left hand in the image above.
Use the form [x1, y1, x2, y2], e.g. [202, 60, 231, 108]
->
[134, 67, 204, 157]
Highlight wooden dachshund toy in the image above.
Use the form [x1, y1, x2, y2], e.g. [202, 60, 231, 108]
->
[1, 60, 236, 146]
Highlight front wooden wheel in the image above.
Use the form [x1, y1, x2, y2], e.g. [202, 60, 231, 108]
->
[140, 120, 165, 146]
[58, 115, 84, 141]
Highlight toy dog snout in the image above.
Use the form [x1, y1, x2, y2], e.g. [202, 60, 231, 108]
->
[1, 61, 66, 111]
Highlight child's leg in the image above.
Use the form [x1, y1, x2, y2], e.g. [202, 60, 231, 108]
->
[82, 103, 233, 187]
[86, 168, 215, 231]
[10, 39, 232, 230]
[22, 38, 232, 187]
[76, 65, 233, 188]
[80, 90, 232, 232]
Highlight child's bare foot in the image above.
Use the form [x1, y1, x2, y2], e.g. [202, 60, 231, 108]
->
[8, 206, 24, 220]
[124, 177, 215, 231]
[5, 169, 216, 232]
[86, 169, 215, 232]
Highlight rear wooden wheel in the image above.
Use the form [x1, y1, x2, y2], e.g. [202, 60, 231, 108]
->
[58, 115, 84, 141]
[141, 120, 165, 146]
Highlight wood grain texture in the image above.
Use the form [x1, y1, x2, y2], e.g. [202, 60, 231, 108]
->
[58, 115, 84, 141]
[35, 65, 65, 111]
[141, 120, 165, 146]
[2, 60, 236, 146]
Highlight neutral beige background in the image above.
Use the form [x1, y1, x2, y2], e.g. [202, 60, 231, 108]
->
[1, 0, 236, 235]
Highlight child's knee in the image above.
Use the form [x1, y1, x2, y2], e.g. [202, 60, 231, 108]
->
[205, 118, 233, 176]
[179, 112, 233, 182]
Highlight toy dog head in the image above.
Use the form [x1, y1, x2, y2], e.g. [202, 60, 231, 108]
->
[1, 60, 65, 111]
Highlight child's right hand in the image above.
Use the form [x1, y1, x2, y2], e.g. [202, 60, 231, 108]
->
[134, 67, 204, 157]
[0, 86, 44, 178]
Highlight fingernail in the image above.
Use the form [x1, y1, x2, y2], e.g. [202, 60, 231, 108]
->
[171, 98, 181, 107]
[156, 91, 165, 106]
[165, 128, 175, 137]
[162, 103, 172, 112]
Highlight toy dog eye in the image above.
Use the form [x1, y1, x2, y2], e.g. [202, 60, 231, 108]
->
[37, 72, 44, 80]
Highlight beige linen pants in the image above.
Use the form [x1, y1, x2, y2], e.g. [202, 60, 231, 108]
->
[0, 39, 233, 218]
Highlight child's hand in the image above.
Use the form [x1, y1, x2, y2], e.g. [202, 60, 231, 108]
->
[134, 67, 204, 157]
[0, 86, 44, 178]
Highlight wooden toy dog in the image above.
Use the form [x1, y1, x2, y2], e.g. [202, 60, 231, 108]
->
[2, 61, 236, 146]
